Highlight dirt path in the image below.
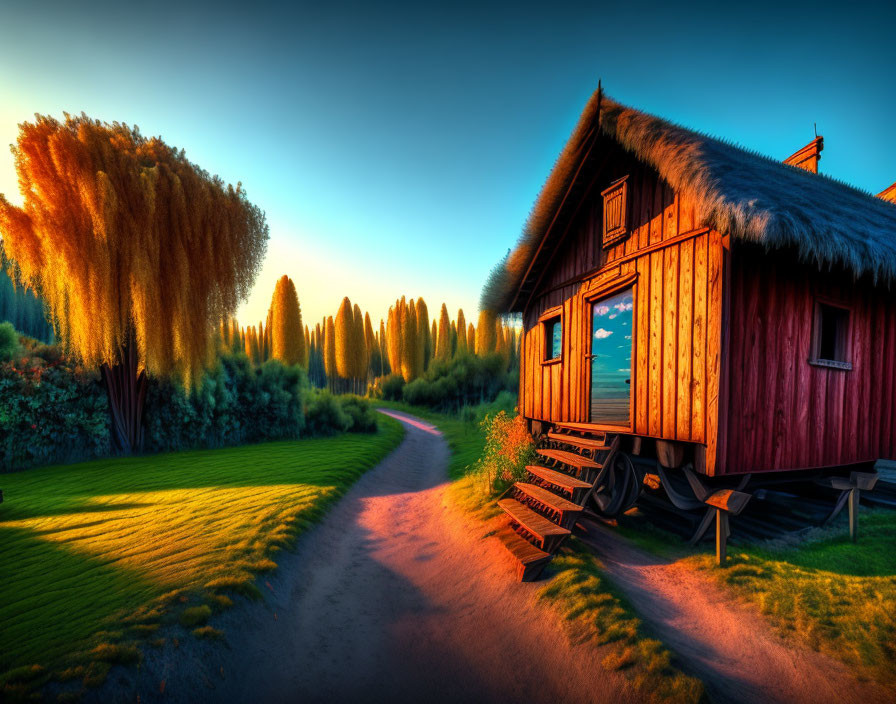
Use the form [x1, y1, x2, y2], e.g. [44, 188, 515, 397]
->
[575, 520, 893, 704]
[98, 410, 635, 703]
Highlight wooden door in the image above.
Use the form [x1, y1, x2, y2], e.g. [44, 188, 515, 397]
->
[589, 288, 634, 425]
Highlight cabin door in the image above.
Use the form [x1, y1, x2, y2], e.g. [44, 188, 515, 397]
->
[589, 288, 634, 426]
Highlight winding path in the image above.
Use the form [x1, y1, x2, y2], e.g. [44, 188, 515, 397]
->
[102, 410, 633, 703]
[95, 410, 893, 704]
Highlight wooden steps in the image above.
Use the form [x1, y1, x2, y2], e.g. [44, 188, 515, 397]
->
[498, 498, 570, 551]
[493, 426, 618, 582]
[526, 465, 592, 501]
[514, 482, 584, 528]
[537, 449, 601, 481]
[496, 526, 551, 581]
[553, 422, 607, 436]
[546, 431, 610, 453]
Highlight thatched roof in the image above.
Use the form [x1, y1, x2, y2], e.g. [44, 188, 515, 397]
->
[482, 88, 896, 313]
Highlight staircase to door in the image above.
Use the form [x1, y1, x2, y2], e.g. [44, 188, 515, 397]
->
[495, 426, 620, 581]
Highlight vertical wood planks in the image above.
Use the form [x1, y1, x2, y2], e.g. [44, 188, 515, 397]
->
[692, 233, 708, 443]
[648, 249, 664, 436]
[662, 243, 679, 438]
[677, 238, 694, 440]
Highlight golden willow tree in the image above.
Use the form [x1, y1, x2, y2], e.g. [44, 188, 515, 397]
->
[0, 114, 267, 453]
[269, 274, 306, 367]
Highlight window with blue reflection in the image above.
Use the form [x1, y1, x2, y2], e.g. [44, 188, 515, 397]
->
[545, 317, 562, 360]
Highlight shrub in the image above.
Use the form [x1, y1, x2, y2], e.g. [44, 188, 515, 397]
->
[400, 351, 517, 412]
[304, 390, 350, 436]
[472, 410, 535, 494]
[339, 395, 378, 433]
[144, 354, 307, 453]
[375, 373, 405, 401]
[0, 322, 19, 362]
[2, 350, 308, 471]
[0, 355, 110, 472]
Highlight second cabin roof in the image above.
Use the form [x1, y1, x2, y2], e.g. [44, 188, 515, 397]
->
[482, 87, 896, 314]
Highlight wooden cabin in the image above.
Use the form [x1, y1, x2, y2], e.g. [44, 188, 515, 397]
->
[482, 88, 896, 576]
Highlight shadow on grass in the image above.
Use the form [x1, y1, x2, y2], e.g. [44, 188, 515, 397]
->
[0, 525, 161, 673]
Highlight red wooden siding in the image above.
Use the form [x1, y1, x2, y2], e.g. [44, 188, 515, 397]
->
[720, 245, 896, 474]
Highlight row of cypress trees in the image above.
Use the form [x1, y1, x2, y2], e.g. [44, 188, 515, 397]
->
[221, 277, 518, 396]
[0, 264, 55, 343]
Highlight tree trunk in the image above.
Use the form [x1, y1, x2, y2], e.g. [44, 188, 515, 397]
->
[100, 329, 147, 454]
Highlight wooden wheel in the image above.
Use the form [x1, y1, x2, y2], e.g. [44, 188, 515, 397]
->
[592, 452, 641, 518]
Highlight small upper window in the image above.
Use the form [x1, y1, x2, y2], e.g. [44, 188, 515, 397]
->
[601, 176, 629, 249]
[544, 316, 562, 362]
[810, 301, 851, 370]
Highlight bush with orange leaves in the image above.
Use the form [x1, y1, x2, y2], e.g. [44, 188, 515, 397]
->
[472, 410, 535, 494]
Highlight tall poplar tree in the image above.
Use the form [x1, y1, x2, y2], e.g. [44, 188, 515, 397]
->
[476, 310, 497, 356]
[0, 114, 268, 452]
[400, 298, 418, 382]
[364, 312, 378, 380]
[352, 303, 368, 393]
[379, 319, 390, 376]
[436, 303, 451, 359]
[324, 316, 336, 392]
[456, 309, 467, 351]
[304, 325, 311, 366]
[335, 297, 354, 389]
[269, 274, 305, 367]
[416, 298, 431, 371]
[387, 301, 402, 378]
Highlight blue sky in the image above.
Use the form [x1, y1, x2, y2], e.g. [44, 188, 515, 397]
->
[1, 1, 893, 328]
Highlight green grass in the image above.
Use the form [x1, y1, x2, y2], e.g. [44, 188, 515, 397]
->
[0, 415, 404, 697]
[689, 510, 896, 685]
[384, 400, 703, 702]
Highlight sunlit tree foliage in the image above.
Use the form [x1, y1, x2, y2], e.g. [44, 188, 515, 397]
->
[0, 114, 268, 451]
[270, 274, 305, 367]
[456, 309, 467, 351]
[476, 310, 496, 356]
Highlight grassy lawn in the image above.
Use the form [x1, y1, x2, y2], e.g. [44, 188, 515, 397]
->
[0, 415, 404, 697]
[691, 510, 896, 685]
[381, 400, 703, 703]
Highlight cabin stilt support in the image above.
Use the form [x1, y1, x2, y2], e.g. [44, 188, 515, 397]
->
[715, 509, 730, 566]
[848, 488, 859, 542]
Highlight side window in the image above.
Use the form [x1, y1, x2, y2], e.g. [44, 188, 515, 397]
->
[543, 315, 562, 362]
[601, 175, 629, 249]
[809, 300, 851, 370]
